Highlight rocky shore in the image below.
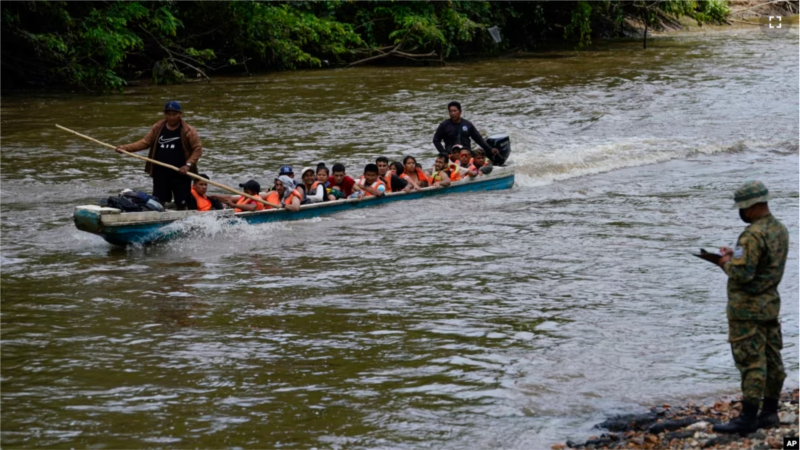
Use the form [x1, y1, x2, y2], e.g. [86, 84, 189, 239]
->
[555, 390, 798, 450]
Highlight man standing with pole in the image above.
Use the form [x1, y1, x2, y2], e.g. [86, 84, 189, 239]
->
[712, 181, 789, 435]
[115, 101, 202, 210]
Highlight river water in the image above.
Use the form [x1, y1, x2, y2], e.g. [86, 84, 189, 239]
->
[1, 26, 798, 448]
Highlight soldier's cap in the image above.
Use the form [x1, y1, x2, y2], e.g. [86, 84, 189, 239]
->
[733, 180, 771, 209]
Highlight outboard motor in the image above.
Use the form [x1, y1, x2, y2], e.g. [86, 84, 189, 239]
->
[486, 134, 511, 166]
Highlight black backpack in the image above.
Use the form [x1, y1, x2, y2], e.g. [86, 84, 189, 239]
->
[99, 196, 143, 212]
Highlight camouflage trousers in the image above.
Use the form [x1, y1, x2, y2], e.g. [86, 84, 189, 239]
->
[728, 320, 786, 403]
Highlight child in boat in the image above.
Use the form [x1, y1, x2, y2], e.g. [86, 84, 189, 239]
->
[188, 174, 224, 211]
[353, 163, 386, 198]
[311, 164, 335, 202]
[210, 179, 265, 212]
[463, 149, 493, 178]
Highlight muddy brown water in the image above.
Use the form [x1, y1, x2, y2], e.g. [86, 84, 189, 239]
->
[1, 27, 798, 448]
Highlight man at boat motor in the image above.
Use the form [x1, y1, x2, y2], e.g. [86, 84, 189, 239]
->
[711, 181, 789, 435]
[188, 174, 224, 211]
[211, 179, 265, 213]
[115, 101, 202, 210]
[353, 164, 386, 199]
[429, 154, 455, 187]
[376, 157, 411, 194]
[432, 101, 498, 160]
[329, 163, 356, 198]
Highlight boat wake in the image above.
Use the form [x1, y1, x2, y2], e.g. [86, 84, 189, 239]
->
[159, 213, 290, 243]
[504, 128, 774, 187]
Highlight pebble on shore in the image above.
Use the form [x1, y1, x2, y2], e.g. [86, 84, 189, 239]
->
[556, 389, 798, 450]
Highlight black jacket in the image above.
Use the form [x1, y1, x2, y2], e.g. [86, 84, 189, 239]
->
[432, 118, 492, 157]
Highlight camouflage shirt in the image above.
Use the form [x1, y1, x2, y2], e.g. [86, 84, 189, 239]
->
[724, 214, 789, 321]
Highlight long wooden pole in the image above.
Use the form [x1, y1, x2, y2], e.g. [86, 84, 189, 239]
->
[55, 124, 279, 208]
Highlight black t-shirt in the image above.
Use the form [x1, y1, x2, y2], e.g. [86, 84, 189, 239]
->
[154, 124, 185, 175]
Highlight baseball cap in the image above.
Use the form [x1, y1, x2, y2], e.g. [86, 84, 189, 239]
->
[733, 180, 771, 209]
[239, 179, 261, 192]
[279, 166, 294, 175]
[164, 101, 182, 112]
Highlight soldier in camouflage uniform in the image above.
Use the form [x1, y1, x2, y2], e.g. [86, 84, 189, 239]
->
[712, 181, 789, 435]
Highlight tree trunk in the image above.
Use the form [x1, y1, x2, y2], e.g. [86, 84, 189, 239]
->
[643, 12, 648, 49]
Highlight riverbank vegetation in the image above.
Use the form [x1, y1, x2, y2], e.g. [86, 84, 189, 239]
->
[0, 1, 746, 91]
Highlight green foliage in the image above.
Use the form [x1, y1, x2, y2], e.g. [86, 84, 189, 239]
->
[1, 1, 734, 91]
[693, 0, 730, 23]
[564, 1, 593, 49]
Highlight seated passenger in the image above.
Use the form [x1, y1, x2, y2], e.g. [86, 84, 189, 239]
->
[354, 163, 387, 198]
[457, 147, 474, 171]
[211, 179, 265, 212]
[464, 148, 493, 178]
[307, 165, 331, 203]
[377, 156, 411, 193]
[403, 156, 430, 189]
[429, 154, 458, 187]
[275, 175, 303, 212]
[278, 166, 298, 188]
[328, 163, 356, 198]
[298, 167, 317, 204]
[188, 174, 224, 211]
[449, 144, 462, 164]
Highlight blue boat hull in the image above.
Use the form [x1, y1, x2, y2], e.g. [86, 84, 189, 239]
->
[74, 170, 514, 246]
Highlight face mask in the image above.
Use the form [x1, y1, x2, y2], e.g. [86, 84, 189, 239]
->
[739, 208, 751, 223]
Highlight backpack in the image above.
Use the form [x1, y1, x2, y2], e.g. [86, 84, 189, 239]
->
[100, 196, 143, 212]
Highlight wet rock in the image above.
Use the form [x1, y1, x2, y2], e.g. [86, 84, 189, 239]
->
[648, 416, 699, 434]
[686, 421, 711, 431]
[596, 413, 657, 432]
[663, 430, 696, 441]
[560, 389, 799, 450]
[766, 436, 783, 448]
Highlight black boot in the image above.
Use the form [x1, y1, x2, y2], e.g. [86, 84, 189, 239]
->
[713, 401, 760, 436]
[757, 398, 780, 429]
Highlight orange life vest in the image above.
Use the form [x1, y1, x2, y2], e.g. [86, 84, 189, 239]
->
[264, 191, 280, 209]
[467, 160, 489, 175]
[309, 181, 328, 201]
[285, 188, 304, 206]
[357, 176, 386, 197]
[408, 167, 430, 186]
[379, 174, 393, 193]
[190, 187, 212, 211]
[235, 195, 265, 213]
[446, 163, 463, 181]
